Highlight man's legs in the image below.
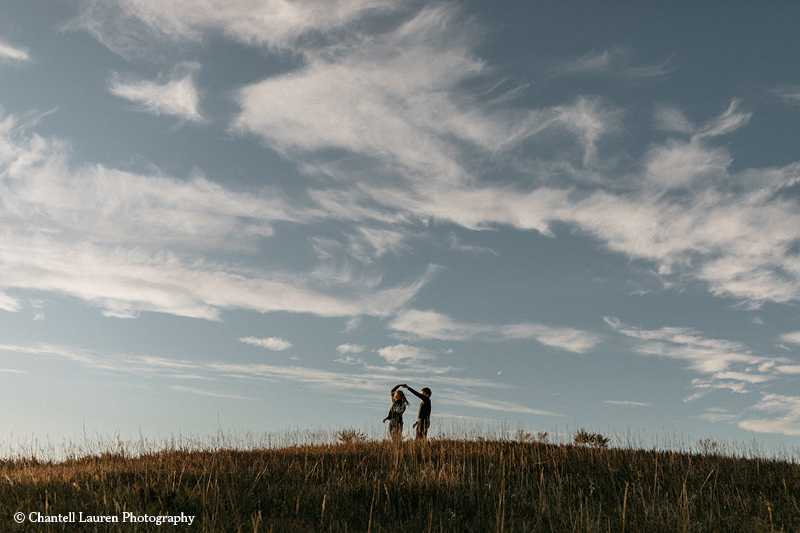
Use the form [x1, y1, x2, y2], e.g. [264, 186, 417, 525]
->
[415, 417, 430, 440]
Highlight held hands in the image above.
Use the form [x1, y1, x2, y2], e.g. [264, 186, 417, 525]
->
[401, 383, 408, 388]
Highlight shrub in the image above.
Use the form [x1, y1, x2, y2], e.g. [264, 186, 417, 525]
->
[574, 428, 610, 448]
[336, 428, 368, 444]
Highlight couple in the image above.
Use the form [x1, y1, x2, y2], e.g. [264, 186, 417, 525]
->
[382, 383, 431, 441]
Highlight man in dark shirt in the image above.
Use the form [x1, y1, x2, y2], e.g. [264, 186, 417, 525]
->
[401, 384, 431, 440]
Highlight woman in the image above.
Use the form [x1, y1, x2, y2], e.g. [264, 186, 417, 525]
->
[383, 384, 409, 441]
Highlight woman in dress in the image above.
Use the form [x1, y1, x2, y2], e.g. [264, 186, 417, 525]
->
[383, 384, 409, 441]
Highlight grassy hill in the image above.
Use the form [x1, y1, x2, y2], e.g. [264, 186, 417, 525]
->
[1, 431, 798, 531]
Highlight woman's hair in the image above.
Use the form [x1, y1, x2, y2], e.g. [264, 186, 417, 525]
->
[394, 390, 410, 406]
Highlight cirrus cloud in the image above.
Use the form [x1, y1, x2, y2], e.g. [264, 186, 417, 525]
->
[0, 39, 30, 62]
[391, 309, 601, 353]
[239, 336, 293, 351]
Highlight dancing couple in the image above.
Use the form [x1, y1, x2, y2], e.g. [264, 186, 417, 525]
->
[382, 383, 432, 441]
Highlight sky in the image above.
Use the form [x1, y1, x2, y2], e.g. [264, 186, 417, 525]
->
[2, 0, 800, 452]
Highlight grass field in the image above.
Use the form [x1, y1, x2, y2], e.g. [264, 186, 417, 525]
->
[1, 427, 798, 531]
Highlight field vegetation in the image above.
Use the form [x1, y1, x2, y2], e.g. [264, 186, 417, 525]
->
[0, 426, 798, 531]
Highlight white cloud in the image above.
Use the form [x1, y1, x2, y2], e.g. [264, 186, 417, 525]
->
[334, 355, 362, 365]
[0, 110, 435, 320]
[391, 309, 600, 353]
[71, 0, 394, 58]
[449, 235, 497, 256]
[773, 86, 800, 105]
[170, 385, 255, 400]
[654, 105, 694, 134]
[553, 46, 673, 79]
[377, 343, 433, 365]
[779, 331, 800, 345]
[109, 65, 203, 122]
[0, 39, 29, 62]
[267, 77, 800, 312]
[605, 317, 800, 412]
[207, 359, 490, 389]
[738, 394, 800, 436]
[72, 1, 800, 316]
[348, 227, 408, 263]
[437, 391, 562, 417]
[551, 97, 623, 167]
[1, 239, 435, 320]
[603, 400, 650, 407]
[554, 49, 614, 75]
[693, 99, 751, 140]
[502, 323, 601, 353]
[234, 6, 490, 180]
[712, 371, 773, 384]
[644, 139, 731, 189]
[683, 379, 750, 402]
[233, 4, 613, 196]
[239, 336, 292, 351]
[606, 317, 769, 375]
[336, 343, 365, 354]
[0, 342, 203, 378]
[0, 338, 551, 420]
[0, 291, 21, 312]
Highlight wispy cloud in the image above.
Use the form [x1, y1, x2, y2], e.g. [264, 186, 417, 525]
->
[0, 342, 203, 379]
[607, 318, 800, 435]
[0, 111, 436, 320]
[70, 0, 394, 58]
[653, 100, 751, 142]
[233, 5, 499, 183]
[0, 292, 22, 312]
[552, 46, 673, 79]
[230, 26, 800, 312]
[654, 105, 694, 134]
[391, 309, 600, 353]
[437, 390, 562, 417]
[738, 394, 800, 437]
[449, 235, 497, 256]
[377, 344, 434, 365]
[243, 37, 799, 312]
[0, 334, 554, 420]
[772, 85, 800, 105]
[779, 331, 800, 345]
[337, 344, 365, 354]
[109, 64, 203, 122]
[0, 39, 30, 62]
[211, 360, 514, 403]
[69, 0, 800, 319]
[603, 400, 650, 407]
[170, 385, 255, 400]
[348, 227, 409, 263]
[693, 99, 752, 140]
[239, 336, 292, 351]
[605, 317, 796, 407]
[606, 317, 771, 375]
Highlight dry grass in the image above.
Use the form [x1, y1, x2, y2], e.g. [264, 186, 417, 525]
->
[1, 428, 798, 531]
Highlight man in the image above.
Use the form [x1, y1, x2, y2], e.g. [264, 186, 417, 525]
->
[401, 383, 432, 440]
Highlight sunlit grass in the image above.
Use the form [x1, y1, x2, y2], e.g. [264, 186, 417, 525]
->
[0, 424, 798, 531]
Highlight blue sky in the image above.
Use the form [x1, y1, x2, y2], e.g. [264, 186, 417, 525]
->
[2, 0, 800, 449]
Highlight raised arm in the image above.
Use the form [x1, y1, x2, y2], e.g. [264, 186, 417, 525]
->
[405, 385, 426, 401]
